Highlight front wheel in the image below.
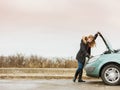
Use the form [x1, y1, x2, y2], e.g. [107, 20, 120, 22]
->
[101, 64, 120, 85]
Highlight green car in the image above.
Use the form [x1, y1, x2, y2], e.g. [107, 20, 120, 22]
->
[85, 33, 120, 85]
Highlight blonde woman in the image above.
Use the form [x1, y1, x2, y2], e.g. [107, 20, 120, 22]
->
[73, 32, 101, 82]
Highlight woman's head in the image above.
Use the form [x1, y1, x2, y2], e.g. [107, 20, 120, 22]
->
[87, 35, 94, 42]
[87, 35, 96, 47]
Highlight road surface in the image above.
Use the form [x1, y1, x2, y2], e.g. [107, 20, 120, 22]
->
[0, 79, 119, 90]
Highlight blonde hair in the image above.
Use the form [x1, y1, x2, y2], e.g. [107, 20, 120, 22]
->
[89, 40, 96, 47]
[88, 35, 96, 47]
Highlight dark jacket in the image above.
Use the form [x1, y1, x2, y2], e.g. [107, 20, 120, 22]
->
[76, 33, 98, 64]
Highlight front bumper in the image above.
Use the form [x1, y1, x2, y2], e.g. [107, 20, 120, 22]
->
[85, 66, 96, 73]
[84, 65, 99, 77]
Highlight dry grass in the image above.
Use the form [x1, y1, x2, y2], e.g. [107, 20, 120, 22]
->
[0, 54, 77, 68]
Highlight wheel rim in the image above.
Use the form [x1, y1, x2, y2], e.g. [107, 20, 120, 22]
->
[104, 67, 120, 84]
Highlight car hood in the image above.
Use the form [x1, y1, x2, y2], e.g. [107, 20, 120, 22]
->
[114, 49, 120, 53]
[100, 33, 114, 52]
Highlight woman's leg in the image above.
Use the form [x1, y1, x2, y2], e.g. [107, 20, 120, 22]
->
[78, 60, 85, 82]
[78, 68, 85, 82]
[73, 60, 83, 82]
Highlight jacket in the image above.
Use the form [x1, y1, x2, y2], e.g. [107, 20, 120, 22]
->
[76, 33, 98, 63]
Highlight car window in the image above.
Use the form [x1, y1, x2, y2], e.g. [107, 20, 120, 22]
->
[91, 37, 107, 56]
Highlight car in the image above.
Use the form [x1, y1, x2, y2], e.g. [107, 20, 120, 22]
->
[84, 33, 120, 85]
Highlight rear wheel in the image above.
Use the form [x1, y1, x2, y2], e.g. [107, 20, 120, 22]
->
[101, 64, 120, 85]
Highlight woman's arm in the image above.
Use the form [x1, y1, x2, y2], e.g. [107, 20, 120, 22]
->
[94, 31, 102, 40]
[94, 32, 99, 40]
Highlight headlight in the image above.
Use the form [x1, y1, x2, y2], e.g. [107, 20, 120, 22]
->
[88, 55, 100, 63]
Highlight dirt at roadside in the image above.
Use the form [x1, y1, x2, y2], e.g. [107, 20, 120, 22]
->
[0, 68, 93, 79]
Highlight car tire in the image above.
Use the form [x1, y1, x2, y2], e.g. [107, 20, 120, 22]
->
[101, 64, 120, 85]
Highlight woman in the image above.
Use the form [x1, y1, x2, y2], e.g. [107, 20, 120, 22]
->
[73, 32, 101, 82]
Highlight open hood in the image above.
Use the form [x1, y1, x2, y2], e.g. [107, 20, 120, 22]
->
[99, 33, 114, 52]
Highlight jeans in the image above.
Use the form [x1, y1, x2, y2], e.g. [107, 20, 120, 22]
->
[73, 59, 84, 81]
[76, 60, 83, 72]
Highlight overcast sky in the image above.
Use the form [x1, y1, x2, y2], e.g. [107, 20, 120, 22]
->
[0, 0, 120, 58]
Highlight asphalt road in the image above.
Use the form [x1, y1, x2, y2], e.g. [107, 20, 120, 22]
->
[0, 79, 120, 90]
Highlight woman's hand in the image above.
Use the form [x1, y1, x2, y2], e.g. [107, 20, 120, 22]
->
[97, 32, 102, 36]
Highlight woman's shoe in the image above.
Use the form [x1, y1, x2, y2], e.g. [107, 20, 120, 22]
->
[73, 77, 76, 82]
[78, 80, 85, 82]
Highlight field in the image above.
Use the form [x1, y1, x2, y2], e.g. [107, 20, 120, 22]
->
[0, 54, 77, 68]
[0, 54, 81, 79]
